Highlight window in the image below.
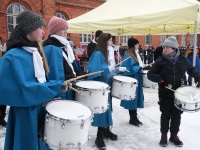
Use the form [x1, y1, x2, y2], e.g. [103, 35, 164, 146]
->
[145, 35, 152, 45]
[181, 34, 186, 47]
[56, 12, 67, 20]
[80, 34, 92, 44]
[160, 35, 166, 44]
[7, 3, 27, 37]
[122, 36, 130, 46]
[190, 34, 194, 47]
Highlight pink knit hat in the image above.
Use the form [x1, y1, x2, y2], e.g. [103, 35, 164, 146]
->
[48, 16, 68, 35]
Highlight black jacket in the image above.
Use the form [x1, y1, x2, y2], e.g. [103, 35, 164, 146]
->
[147, 54, 200, 98]
[87, 40, 97, 59]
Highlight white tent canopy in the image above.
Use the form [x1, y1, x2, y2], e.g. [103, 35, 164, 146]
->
[67, 0, 200, 35]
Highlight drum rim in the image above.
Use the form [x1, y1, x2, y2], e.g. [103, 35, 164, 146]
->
[74, 81, 110, 91]
[175, 85, 200, 103]
[45, 100, 93, 122]
[113, 76, 138, 84]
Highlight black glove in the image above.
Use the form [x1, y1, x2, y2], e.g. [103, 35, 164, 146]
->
[196, 81, 200, 88]
[143, 65, 151, 70]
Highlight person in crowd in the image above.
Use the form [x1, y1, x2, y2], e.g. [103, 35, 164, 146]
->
[147, 46, 154, 64]
[87, 33, 127, 150]
[186, 46, 200, 85]
[154, 45, 163, 61]
[147, 36, 200, 147]
[87, 30, 103, 59]
[143, 47, 148, 64]
[120, 38, 144, 127]
[43, 16, 82, 100]
[0, 10, 64, 150]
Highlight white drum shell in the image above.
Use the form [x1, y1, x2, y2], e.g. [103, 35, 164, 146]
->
[44, 100, 93, 149]
[142, 70, 158, 88]
[112, 76, 138, 100]
[174, 86, 200, 112]
[75, 81, 110, 114]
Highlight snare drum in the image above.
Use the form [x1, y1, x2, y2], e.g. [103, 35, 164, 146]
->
[44, 100, 93, 149]
[141, 70, 158, 88]
[112, 75, 138, 100]
[75, 80, 110, 114]
[174, 86, 200, 112]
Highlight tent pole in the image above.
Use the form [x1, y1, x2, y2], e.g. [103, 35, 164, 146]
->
[192, 20, 198, 86]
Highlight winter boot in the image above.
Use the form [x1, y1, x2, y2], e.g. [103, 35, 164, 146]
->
[95, 127, 106, 150]
[129, 110, 140, 127]
[103, 126, 118, 141]
[159, 134, 167, 147]
[169, 135, 183, 147]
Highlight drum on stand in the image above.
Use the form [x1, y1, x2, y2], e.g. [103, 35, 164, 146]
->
[141, 70, 158, 88]
[44, 100, 93, 149]
[174, 86, 200, 112]
[112, 75, 138, 100]
[74, 80, 110, 114]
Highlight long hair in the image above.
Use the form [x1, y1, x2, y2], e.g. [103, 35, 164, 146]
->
[95, 33, 112, 64]
[127, 47, 138, 63]
[37, 42, 49, 73]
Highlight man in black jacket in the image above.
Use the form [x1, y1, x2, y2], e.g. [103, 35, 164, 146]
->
[147, 36, 200, 147]
[87, 30, 103, 59]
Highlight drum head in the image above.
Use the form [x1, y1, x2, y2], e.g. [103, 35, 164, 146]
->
[75, 80, 109, 89]
[175, 86, 200, 103]
[113, 75, 137, 83]
[46, 100, 92, 120]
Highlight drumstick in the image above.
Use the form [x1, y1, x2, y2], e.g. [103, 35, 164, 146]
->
[165, 86, 186, 96]
[142, 62, 154, 69]
[68, 85, 80, 94]
[114, 56, 131, 67]
[64, 70, 104, 83]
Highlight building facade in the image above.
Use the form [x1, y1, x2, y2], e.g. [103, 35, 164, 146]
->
[0, 0, 200, 49]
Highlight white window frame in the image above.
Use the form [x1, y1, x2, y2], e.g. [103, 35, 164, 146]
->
[145, 35, 152, 45]
[80, 34, 92, 44]
[121, 36, 130, 46]
[181, 34, 186, 47]
[160, 35, 166, 44]
[7, 3, 27, 37]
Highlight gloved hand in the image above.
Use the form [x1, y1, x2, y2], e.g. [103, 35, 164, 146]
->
[196, 81, 200, 88]
[119, 67, 127, 72]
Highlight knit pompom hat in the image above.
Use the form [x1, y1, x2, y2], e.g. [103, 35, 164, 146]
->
[162, 36, 178, 49]
[128, 38, 139, 48]
[48, 16, 68, 35]
[16, 10, 45, 36]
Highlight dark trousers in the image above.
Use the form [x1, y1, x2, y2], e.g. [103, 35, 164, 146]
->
[0, 105, 6, 120]
[159, 97, 183, 135]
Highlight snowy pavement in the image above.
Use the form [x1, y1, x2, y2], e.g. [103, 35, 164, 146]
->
[0, 87, 200, 150]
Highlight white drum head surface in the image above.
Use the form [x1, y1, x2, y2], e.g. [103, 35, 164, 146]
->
[76, 81, 109, 89]
[142, 70, 148, 74]
[113, 76, 137, 83]
[175, 86, 200, 103]
[46, 100, 92, 120]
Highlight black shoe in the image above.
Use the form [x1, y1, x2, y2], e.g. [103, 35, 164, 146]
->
[169, 135, 183, 147]
[0, 119, 7, 127]
[95, 129, 106, 150]
[129, 118, 140, 127]
[159, 134, 167, 147]
[103, 127, 118, 141]
[135, 116, 143, 125]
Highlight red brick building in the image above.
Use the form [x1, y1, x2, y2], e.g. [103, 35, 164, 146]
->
[0, 0, 200, 49]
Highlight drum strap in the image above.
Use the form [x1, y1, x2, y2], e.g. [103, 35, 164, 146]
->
[62, 51, 76, 76]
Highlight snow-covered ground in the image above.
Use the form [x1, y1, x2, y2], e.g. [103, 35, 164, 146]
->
[0, 87, 200, 150]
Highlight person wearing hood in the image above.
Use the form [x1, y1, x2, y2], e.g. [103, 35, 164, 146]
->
[43, 16, 81, 100]
[147, 36, 200, 147]
[0, 10, 64, 150]
[120, 38, 144, 127]
[87, 30, 103, 59]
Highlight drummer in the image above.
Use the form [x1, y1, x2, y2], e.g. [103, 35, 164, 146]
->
[147, 36, 200, 147]
[87, 33, 127, 150]
[0, 11, 64, 150]
[43, 16, 83, 100]
[120, 38, 144, 127]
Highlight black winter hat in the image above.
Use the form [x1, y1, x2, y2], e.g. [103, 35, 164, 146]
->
[16, 10, 45, 36]
[95, 30, 103, 38]
[128, 38, 139, 48]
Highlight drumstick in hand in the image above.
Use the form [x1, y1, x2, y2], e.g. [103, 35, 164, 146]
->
[142, 62, 154, 69]
[114, 56, 131, 67]
[165, 86, 186, 96]
[64, 70, 104, 83]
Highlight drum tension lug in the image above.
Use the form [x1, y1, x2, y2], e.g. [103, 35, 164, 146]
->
[45, 115, 49, 123]
[43, 136, 47, 143]
[81, 119, 84, 129]
[59, 142, 63, 147]
[61, 122, 65, 129]
[89, 90, 92, 97]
